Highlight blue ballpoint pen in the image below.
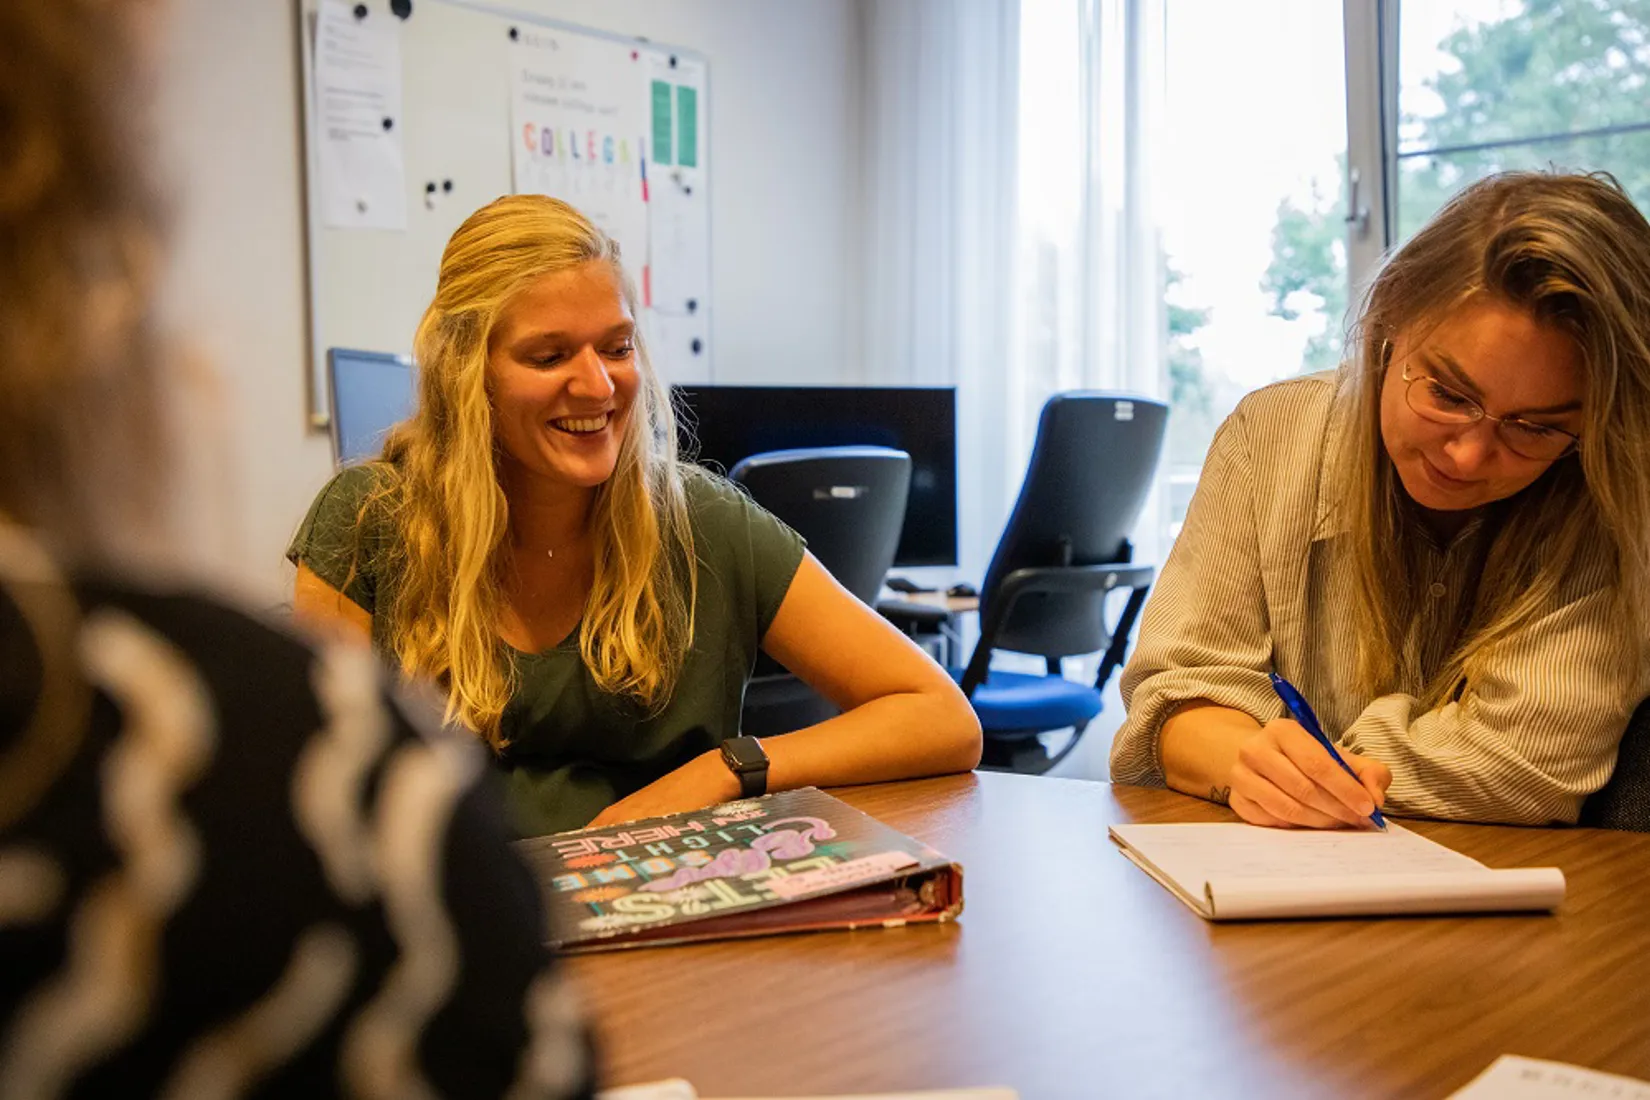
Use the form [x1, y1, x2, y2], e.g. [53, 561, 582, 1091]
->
[1269, 672, 1387, 830]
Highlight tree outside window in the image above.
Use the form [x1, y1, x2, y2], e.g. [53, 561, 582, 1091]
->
[1263, 0, 1650, 378]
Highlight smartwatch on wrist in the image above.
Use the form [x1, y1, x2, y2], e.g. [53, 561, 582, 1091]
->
[718, 736, 769, 799]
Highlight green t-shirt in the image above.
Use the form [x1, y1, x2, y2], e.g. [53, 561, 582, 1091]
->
[287, 463, 806, 836]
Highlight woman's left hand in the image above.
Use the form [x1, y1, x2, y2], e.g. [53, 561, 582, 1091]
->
[586, 751, 741, 829]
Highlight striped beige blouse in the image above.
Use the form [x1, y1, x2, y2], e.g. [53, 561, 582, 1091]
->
[1110, 373, 1648, 825]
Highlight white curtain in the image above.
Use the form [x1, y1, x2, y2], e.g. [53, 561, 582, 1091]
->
[858, 0, 1022, 583]
[857, 0, 1166, 579]
[1013, 0, 1168, 562]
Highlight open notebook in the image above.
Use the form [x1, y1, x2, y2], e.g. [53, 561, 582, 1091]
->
[1109, 822, 1565, 920]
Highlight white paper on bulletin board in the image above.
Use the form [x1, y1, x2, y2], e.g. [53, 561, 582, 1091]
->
[641, 51, 710, 382]
[313, 0, 407, 230]
[509, 28, 651, 285]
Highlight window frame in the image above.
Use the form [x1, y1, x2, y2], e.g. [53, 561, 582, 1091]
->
[1343, 0, 1400, 294]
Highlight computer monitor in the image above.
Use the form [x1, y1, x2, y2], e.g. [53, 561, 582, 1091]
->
[672, 385, 958, 567]
[328, 348, 416, 465]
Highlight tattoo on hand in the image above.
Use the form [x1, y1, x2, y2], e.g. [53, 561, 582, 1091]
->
[1209, 785, 1231, 805]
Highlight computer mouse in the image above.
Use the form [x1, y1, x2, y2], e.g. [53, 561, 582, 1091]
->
[946, 582, 978, 599]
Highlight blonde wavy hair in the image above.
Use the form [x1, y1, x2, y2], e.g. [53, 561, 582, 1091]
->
[1332, 171, 1650, 707]
[361, 195, 696, 748]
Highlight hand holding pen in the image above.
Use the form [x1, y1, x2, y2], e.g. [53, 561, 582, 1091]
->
[1269, 674, 1386, 830]
[1221, 673, 1393, 830]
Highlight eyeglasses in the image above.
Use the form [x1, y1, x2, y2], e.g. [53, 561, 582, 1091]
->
[1400, 366, 1581, 461]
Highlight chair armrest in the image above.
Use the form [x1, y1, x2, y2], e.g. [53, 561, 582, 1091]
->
[960, 563, 1155, 697]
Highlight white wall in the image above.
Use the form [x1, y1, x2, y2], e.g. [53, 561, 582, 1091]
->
[154, 0, 865, 603]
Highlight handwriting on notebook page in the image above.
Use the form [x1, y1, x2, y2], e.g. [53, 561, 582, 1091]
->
[1114, 822, 1488, 884]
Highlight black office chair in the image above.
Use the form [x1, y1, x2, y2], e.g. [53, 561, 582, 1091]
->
[729, 446, 913, 737]
[1580, 698, 1650, 831]
[887, 392, 1167, 775]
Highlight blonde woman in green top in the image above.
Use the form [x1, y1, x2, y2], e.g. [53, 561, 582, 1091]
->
[290, 195, 980, 835]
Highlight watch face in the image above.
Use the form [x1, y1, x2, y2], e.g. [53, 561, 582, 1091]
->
[722, 737, 766, 770]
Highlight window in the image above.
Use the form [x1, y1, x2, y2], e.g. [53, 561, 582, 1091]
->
[1012, 1, 1650, 560]
[1394, 0, 1650, 240]
[1159, 1, 1650, 543]
[1158, 1, 1349, 538]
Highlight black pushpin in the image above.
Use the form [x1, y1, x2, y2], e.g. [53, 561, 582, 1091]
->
[352, 3, 367, 19]
[425, 181, 437, 194]
[508, 25, 519, 40]
[684, 185, 693, 196]
[669, 55, 678, 68]
[382, 117, 394, 131]
[442, 179, 453, 193]
[686, 299, 698, 314]
[389, 0, 412, 18]
[690, 338, 703, 355]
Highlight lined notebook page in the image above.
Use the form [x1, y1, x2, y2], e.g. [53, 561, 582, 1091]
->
[1109, 822, 1565, 920]
[1112, 822, 1483, 881]
[1448, 1056, 1650, 1099]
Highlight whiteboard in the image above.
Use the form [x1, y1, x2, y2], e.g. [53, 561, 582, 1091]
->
[296, 0, 712, 428]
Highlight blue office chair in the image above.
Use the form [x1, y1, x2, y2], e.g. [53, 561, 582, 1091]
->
[1580, 698, 1650, 831]
[931, 392, 1166, 775]
[729, 446, 913, 737]
[328, 348, 416, 465]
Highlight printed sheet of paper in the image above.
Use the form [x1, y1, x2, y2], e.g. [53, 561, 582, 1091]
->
[637, 51, 708, 383]
[598, 1082, 697, 1100]
[509, 28, 650, 278]
[642, 52, 708, 316]
[313, 0, 407, 230]
[597, 1084, 1018, 1100]
[716, 1092, 1019, 1100]
[1448, 1055, 1650, 1099]
[1110, 822, 1565, 919]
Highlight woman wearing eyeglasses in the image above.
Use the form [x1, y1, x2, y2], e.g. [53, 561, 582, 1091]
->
[1111, 170, 1650, 827]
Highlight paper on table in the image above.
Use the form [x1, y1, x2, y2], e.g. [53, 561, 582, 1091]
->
[1109, 822, 1565, 919]
[1448, 1055, 1650, 1098]
[597, 1084, 1017, 1100]
[712, 1093, 1018, 1100]
[598, 1082, 697, 1100]
[313, 0, 407, 230]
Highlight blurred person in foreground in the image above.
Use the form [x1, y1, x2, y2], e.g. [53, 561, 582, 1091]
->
[0, 2, 595, 1096]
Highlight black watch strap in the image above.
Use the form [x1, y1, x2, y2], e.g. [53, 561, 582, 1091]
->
[719, 736, 769, 799]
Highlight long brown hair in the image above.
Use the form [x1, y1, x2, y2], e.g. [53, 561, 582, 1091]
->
[362, 195, 697, 748]
[0, 0, 168, 557]
[1332, 171, 1650, 705]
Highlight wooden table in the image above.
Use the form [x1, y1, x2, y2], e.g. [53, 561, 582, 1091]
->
[565, 771, 1650, 1099]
